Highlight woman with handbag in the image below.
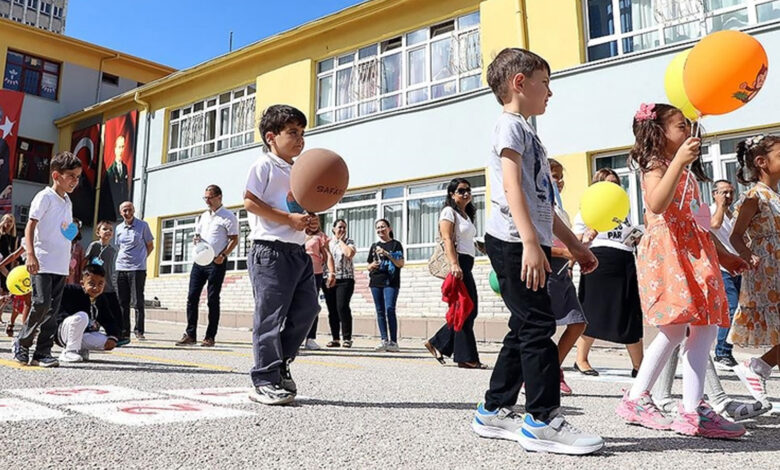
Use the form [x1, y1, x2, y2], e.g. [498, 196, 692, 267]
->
[424, 178, 486, 369]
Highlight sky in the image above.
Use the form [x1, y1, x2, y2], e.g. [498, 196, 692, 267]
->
[66, 0, 368, 69]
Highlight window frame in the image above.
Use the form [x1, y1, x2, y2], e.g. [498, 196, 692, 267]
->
[314, 11, 482, 127]
[3, 49, 61, 100]
[584, 0, 780, 62]
[14, 136, 54, 184]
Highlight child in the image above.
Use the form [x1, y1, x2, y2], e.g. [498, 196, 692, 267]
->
[12, 151, 81, 367]
[84, 220, 123, 344]
[2, 245, 26, 337]
[547, 159, 587, 396]
[471, 48, 604, 455]
[301, 215, 335, 350]
[55, 264, 120, 362]
[66, 218, 84, 285]
[728, 134, 780, 406]
[616, 103, 744, 438]
[243, 104, 320, 405]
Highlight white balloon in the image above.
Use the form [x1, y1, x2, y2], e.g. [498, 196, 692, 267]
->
[193, 241, 215, 266]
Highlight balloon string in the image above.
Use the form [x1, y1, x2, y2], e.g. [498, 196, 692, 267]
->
[678, 114, 704, 210]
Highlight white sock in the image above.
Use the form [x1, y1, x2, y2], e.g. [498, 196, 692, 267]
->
[750, 357, 772, 378]
[681, 325, 718, 412]
[629, 324, 687, 400]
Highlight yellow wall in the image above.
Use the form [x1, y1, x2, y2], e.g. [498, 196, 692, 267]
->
[145, 216, 161, 277]
[479, 0, 528, 75]
[254, 59, 315, 142]
[526, 0, 584, 71]
[555, 152, 590, 213]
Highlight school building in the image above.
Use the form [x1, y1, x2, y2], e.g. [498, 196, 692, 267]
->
[0, 17, 174, 230]
[53, 0, 780, 341]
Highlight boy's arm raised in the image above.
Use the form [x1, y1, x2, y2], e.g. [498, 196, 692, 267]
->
[500, 148, 550, 291]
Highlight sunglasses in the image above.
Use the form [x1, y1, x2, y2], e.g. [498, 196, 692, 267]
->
[455, 188, 472, 195]
[203, 195, 219, 201]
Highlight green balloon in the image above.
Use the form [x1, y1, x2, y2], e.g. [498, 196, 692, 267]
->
[489, 270, 500, 294]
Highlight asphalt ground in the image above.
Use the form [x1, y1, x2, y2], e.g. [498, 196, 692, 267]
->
[0, 320, 777, 469]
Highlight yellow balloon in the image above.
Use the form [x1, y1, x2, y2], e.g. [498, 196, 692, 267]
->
[580, 182, 630, 232]
[665, 49, 700, 121]
[6, 265, 32, 296]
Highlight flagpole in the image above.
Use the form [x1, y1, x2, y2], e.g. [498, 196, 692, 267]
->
[92, 123, 106, 229]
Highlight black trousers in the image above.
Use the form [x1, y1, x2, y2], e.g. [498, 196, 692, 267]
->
[429, 254, 479, 363]
[186, 261, 228, 340]
[483, 234, 559, 422]
[307, 273, 324, 339]
[324, 278, 354, 341]
[117, 270, 147, 336]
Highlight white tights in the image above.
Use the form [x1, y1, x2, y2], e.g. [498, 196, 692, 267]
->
[629, 324, 718, 412]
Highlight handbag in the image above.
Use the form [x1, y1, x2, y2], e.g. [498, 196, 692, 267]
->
[428, 210, 458, 279]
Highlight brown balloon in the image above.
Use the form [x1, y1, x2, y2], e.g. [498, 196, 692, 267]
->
[290, 148, 349, 213]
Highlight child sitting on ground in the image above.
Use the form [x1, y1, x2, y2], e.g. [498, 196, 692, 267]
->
[55, 264, 121, 363]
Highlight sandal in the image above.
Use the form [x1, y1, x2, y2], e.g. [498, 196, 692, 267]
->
[573, 362, 600, 376]
[342, 340, 352, 348]
[458, 361, 489, 369]
[326, 340, 340, 348]
[5, 323, 13, 337]
[423, 341, 446, 365]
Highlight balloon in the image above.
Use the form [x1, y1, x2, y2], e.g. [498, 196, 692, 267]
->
[684, 30, 768, 116]
[580, 182, 630, 232]
[60, 222, 79, 241]
[193, 241, 215, 266]
[7, 265, 31, 296]
[488, 270, 500, 295]
[664, 49, 700, 121]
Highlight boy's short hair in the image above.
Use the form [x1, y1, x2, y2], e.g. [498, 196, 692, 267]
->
[487, 48, 551, 106]
[259, 105, 307, 147]
[83, 263, 106, 278]
[50, 151, 82, 174]
[95, 220, 114, 232]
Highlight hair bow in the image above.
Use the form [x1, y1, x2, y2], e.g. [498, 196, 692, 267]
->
[634, 103, 656, 122]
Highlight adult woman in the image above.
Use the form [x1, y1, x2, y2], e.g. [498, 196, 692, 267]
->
[0, 213, 18, 324]
[573, 168, 644, 376]
[424, 178, 485, 368]
[324, 219, 356, 348]
[367, 218, 404, 352]
[302, 216, 335, 350]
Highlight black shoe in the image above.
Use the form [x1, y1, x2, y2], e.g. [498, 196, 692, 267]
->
[279, 358, 297, 394]
[12, 340, 29, 365]
[573, 362, 599, 376]
[714, 355, 738, 370]
[631, 368, 639, 378]
[249, 384, 295, 405]
[33, 355, 60, 368]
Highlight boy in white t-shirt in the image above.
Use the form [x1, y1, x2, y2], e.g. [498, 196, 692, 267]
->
[243, 105, 319, 405]
[13, 152, 82, 367]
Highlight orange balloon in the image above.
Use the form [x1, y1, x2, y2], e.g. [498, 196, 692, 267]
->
[683, 30, 768, 116]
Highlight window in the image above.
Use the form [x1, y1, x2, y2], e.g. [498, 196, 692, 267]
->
[316, 173, 486, 262]
[52, 5, 62, 18]
[15, 137, 53, 184]
[585, 0, 780, 61]
[592, 128, 780, 222]
[315, 11, 482, 126]
[159, 209, 251, 274]
[3, 50, 60, 100]
[167, 84, 255, 163]
[41, 2, 51, 14]
[26, 0, 37, 8]
[101, 72, 119, 86]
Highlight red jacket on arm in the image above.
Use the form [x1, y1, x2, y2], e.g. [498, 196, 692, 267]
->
[442, 273, 474, 332]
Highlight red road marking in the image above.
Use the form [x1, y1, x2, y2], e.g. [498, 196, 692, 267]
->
[118, 403, 202, 415]
[45, 388, 110, 396]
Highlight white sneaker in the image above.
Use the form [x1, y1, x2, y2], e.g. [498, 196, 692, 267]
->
[58, 351, 84, 363]
[734, 359, 769, 403]
[386, 341, 400, 352]
[303, 339, 321, 350]
[374, 341, 388, 352]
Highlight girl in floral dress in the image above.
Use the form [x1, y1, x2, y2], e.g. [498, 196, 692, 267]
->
[615, 103, 745, 438]
[728, 134, 780, 407]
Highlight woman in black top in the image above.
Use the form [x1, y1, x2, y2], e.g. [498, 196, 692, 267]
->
[367, 218, 404, 352]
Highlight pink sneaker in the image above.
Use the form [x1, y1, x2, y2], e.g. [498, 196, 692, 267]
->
[616, 390, 673, 430]
[560, 369, 573, 396]
[734, 359, 769, 404]
[671, 401, 746, 439]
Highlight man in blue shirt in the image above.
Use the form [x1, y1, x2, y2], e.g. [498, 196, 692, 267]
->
[114, 201, 154, 341]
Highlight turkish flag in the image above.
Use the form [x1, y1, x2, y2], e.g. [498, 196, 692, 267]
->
[0, 90, 24, 197]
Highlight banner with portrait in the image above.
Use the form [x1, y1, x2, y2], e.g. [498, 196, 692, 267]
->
[70, 124, 101, 224]
[98, 110, 137, 221]
[0, 90, 24, 214]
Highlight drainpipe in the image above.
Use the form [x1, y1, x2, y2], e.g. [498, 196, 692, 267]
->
[514, 0, 530, 48]
[133, 91, 152, 219]
[96, 53, 120, 103]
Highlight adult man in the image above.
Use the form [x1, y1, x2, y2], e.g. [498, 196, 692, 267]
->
[710, 180, 740, 369]
[115, 201, 154, 341]
[176, 185, 238, 347]
[106, 135, 130, 213]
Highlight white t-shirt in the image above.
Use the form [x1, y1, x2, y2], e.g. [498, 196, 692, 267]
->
[440, 206, 477, 257]
[245, 151, 305, 245]
[196, 206, 239, 255]
[709, 203, 738, 270]
[29, 186, 73, 275]
[572, 212, 639, 252]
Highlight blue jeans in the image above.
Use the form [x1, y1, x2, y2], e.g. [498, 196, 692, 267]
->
[370, 286, 399, 342]
[715, 270, 741, 358]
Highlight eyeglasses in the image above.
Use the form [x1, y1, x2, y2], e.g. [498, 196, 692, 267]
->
[202, 195, 219, 201]
[455, 188, 472, 195]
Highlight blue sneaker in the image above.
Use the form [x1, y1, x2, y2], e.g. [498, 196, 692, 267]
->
[32, 355, 60, 368]
[12, 340, 29, 365]
[471, 403, 525, 442]
[520, 411, 605, 455]
[116, 338, 131, 347]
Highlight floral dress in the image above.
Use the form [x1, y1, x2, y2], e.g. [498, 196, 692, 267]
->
[636, 170, 728, 327]
[729, 182, 780, 346]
